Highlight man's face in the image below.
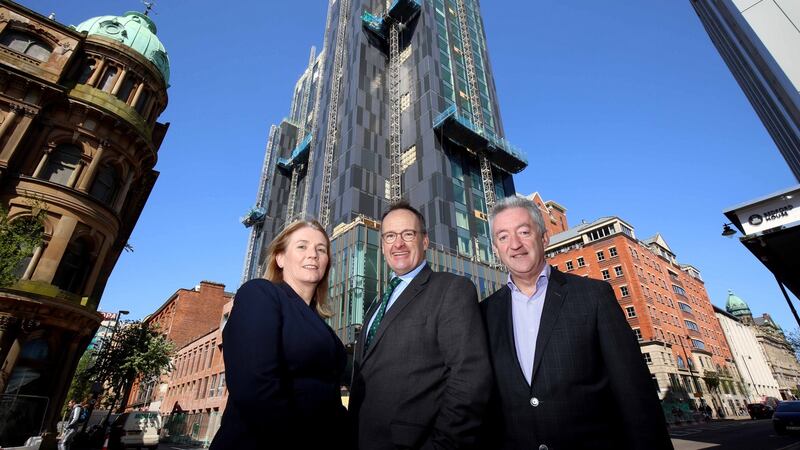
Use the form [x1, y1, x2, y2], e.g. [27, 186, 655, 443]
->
[492, 207, 548, 281]
[381, 209, 429, 276]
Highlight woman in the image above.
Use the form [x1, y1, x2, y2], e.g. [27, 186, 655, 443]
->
[210, 220, 349, 449]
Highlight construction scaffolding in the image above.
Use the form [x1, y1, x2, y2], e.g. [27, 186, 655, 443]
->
[240, 125, 279, 284]
[319, 0, 351, 229]
[455, 0, 496, 210]
[361, 0, 422, 203]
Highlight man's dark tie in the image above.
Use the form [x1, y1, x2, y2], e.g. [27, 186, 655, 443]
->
[365, 277, 402, 350]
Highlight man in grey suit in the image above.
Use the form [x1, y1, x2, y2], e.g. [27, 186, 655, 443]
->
[480, 196, 672, 450]
[351, 201, 493, 450]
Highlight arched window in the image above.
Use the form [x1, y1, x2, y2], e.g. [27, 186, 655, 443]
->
[117, 75, 138, 104]
[135, 88, 151, 115]
[98, 66, 119, 92]
[52, 238, 91, 294]
[77, 58, 97, 84]
[89, 164, 119, 205]
[39, 144, 82, 185]
[0, 30, 52, 61]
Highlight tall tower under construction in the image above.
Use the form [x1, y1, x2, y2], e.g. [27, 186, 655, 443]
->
[242, 0, 529, 341]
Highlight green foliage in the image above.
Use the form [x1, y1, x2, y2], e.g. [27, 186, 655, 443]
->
[788, 329, 800, 360]
[81, 321, 175, 411]
[64, 351, 94, 413]
[703, 372, 721, 391]
[0, 202, 46, 288]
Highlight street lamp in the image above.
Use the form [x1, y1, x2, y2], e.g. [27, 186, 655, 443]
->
[721, 223, 737, 238]
[741, 355, 759, 402]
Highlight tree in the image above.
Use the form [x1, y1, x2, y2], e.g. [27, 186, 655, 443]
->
[65, 351, 95, 411]
[81, 321, 175, 414]
[0, 203, 46, 288]
[788, 329, 800, 360]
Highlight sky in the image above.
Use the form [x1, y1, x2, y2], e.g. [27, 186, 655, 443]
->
[22, 0, 799, 332]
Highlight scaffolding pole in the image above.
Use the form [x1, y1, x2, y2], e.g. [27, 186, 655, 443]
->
[286, 164, 302, 222]
[319, 0, 351, 229]
[389, 22, 402, 202]
[302, 4, 336, 218]
[241, 125, 278, 284]
[455, 0, 496, 210]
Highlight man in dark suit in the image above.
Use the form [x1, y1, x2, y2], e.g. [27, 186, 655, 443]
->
[351, 201, 492, 450]
[480, 196, 672, 450]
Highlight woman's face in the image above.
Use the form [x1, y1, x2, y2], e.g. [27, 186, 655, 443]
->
[276, 226, 329, 289]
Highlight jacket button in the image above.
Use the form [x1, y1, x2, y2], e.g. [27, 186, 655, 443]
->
[539, 445, 548, 450]
[529, 397, 540, 407]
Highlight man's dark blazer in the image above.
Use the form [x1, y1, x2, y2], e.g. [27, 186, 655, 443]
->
[350, 264, 493, 450]
[210, 280, 349, 450]
[480, 268, 672, 450]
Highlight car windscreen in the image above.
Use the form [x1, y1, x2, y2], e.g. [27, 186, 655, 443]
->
[776, 402, 800, 412]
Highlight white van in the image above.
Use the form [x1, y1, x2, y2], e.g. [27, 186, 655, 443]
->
[108, 411, 161, 450]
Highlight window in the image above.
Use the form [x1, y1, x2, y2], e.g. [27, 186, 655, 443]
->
[135, 88, 151, 115]
[565, 260, 574, 271]
[643, 353, 652, 364]
[52, 238, 91, 294]
[620, 286, 630, 297]
[609, 247, 618, 257]
[40, 144, 82, 185]
[209, 374, 217, 397]
[672, 284, 687, 296]
[691, 339, 706, 350]
[0, 30, 52, 61]
[625, 306, 636, 317]
[614, 266, 623, 277]
[89, 164, 119, 205]
[633, 328, 643, 341]
[216, 372, 226, 396]
[684, 320, 699, 332]
[677, 356, 685, 369]
[601, 269, 610, 280]
[401, 92, 411, 111]
[596, 250, 605, 261]
[98, 66, 119, 92]
[400, 145, 416, 172]
[116, 75, 138, 103]
[587, 224, 616, 242]
[577, 257, 585, 267]
[678, 302, 693, 314]
[77, 58, 97, 84]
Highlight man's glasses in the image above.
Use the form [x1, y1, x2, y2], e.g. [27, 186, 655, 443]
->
[381, 230, 419, 244]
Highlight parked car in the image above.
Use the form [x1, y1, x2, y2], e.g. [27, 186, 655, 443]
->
[773, 400, 800, 435]
[106, 411, 161, 450]
[746, 403, 775, 419]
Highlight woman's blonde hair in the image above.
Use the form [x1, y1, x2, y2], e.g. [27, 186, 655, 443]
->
[263, 219, 332, 318]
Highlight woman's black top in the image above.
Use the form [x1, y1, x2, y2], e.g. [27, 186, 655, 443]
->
[210, 279, 349, 450]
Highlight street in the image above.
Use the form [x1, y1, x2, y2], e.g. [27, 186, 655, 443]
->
[671, 419, 800, 450]
[151, 421, 800, 450]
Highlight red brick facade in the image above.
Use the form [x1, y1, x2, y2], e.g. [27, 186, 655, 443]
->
[542, 209, 748, 416]
[127, 281, 232, 411]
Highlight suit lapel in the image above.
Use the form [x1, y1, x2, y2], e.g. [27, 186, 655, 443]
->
[530, 269, 568, 384]
[362, 265, 432, 362]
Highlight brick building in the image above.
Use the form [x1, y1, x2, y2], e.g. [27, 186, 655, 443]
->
[160, 299, 231, 445]
[539, 195, 748, 417]
[126, 281, 232, 412]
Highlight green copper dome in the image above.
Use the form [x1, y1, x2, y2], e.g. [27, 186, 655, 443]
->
[726, 290, 752, 318]
[74, 12, 170, 85]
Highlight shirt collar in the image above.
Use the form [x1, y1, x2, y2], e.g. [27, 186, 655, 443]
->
[392, 260, 427, 284]
[507, 264, 550, 294]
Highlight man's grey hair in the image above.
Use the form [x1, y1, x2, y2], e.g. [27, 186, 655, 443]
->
[488, 195, 546, 237]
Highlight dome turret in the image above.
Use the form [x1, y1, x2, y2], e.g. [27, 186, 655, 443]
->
[74, 11, 170, 84]
[726, 290, 752, 319]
